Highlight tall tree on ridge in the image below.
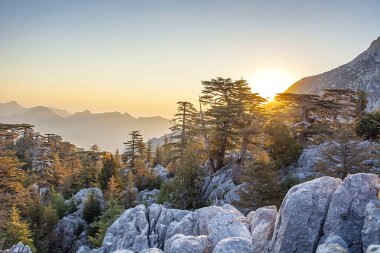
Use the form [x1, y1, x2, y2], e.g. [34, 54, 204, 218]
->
[123, 131, 143, 168]
[169, 101, 198, 161]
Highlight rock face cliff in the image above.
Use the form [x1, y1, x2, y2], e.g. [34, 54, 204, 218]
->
[76, 173, 380, 253]
[287, 36, 380, 111]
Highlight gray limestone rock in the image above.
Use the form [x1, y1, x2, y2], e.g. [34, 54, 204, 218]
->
[5, 242, 32, 253]
[362, 199, 380, 252]
[322, 173, 379, 252]
[247, 206, 277, 253]
[271, 176, 341, 253]
[212, 237, 253, 253]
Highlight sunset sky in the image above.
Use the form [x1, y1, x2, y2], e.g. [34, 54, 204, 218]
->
[1, 0, 379, 118]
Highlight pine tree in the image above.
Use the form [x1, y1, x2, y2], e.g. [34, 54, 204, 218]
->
[153, 145, 163, 166]
[79, 149, 101, 189]
[355, 111, 380, 153]
[88, 198, 123, 248]
[234, 161, 281, 212]
[317, 122, 367, 179]
[133, 158, 148, 189]
[83, 191, 102, 224]
[159, 140, 206, 209]
[123, 131, 143, 168]
[146, 139, 153, 167]
[99, 154, 116, 190]
[106, 175, 123, 203]
[2, 205, 34, 249]
[114, 149, 122, 169]
[200, 77, 255, 171]
[264, 118, 303, 168]
[274, 92, 336, 146]
[124, 173, 137, 208]
[0, 129, 27, 220]
[169, 102, 198, 160]
[50, 188, 66, 219]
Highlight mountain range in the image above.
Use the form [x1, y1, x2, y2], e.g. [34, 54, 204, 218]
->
[2, 36, 379, 150]
[0, 101, 170, 151]
[287, 36, 380, 111]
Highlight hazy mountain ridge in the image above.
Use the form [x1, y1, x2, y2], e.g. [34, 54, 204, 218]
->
[0, 101, 170, 151]
[287, 36, 380, 111]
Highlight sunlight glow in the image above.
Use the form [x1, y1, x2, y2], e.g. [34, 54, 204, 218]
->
[248, 70, 296, 101]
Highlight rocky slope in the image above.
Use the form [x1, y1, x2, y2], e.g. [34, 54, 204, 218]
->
[287, 36, 380, 111]
[74, 173, 380, 253]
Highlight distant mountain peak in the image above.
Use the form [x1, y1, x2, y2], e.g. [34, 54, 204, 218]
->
[353, 36, 380, 63]
[286, 35, 380, 111]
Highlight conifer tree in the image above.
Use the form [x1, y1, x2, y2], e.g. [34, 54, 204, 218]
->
[264, 118, 303, 168]
[114, 149, 122, 169]
[153, 145, 163, 166]
[200, 77, 253, 171]
[88, 198, 122, 248]
[83, 191, 102, 224]
[106, 175, 123, 203]
[133, 158, 148, 189]
[123, 131, 143, 168]
[99, 154, 116, 190]
[234, 160, 281, 212]
[355, 111, 380, 153]
[2, 205, 34, 249]
[146, 139, 153, 166]
[316, 122, 367, 179]
[169, 102, 198, 160]
[124, 173, 137, 208]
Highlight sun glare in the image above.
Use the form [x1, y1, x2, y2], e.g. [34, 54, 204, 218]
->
[248, 70, 296, 101]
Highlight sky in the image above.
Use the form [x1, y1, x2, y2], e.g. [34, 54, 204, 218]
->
[1, 1, 379, 118]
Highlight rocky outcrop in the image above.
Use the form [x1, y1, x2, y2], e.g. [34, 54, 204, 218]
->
[271, 176, 341, 253]
[288, 142, 380, 181]
[201, 164, 244, 208]
[152, 165, 170, 181]
[362, 199, 380, 252]
[3, 242, 32, 253]
[246, 206, 277, 252]
[54, 188, 105, 253]
[81, 204, 250, 253]
[72, 173, 380, 253]
[321, 173, 379, 252]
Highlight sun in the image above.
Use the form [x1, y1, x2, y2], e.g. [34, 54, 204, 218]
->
[247, 70, 296, 101]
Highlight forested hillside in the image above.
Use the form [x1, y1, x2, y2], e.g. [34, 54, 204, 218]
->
[1, 78, 380, 253]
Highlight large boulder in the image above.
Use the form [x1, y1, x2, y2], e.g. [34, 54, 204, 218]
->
[322, 173, 379, 252]
[212, 237, 253, 253]
[4, 242, 32, 253]
[164, 234, 209, 253]
[362, 198, 380, 252]
[206, 205, 251, 250]
[102, 205, 150, 252]
[316, 234, 348, 253]
[271, 176, 341, 253]
[54, 188, 105, 253]
[152, 165, 170, 181]
[367, 245, 380, 253]
[246, 206, 277, 253]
